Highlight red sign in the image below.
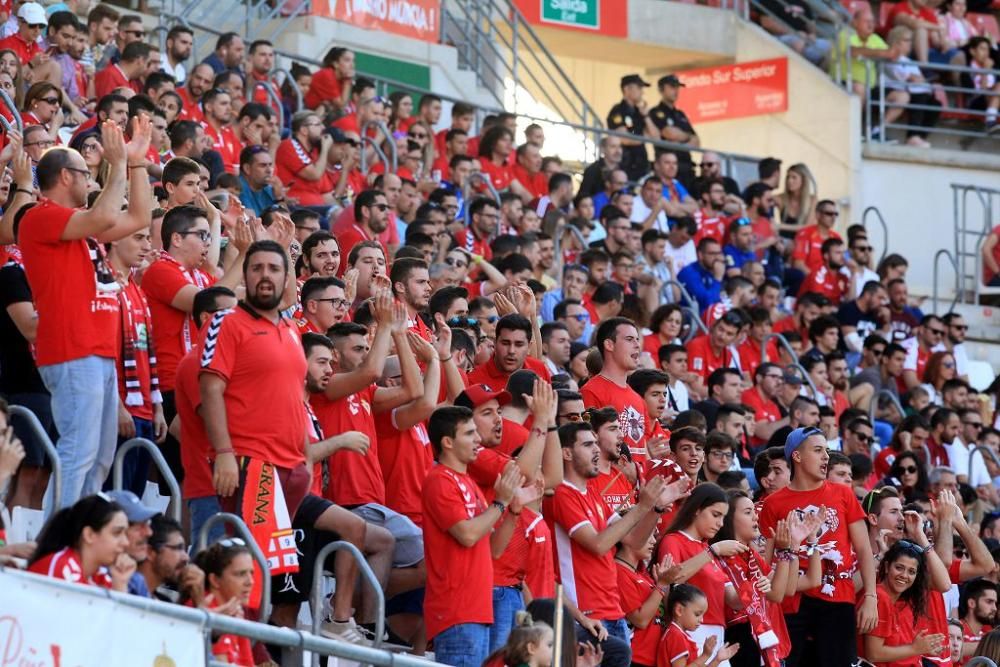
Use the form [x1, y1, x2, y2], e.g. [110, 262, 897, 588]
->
[675, 58, 788, 123]
[512, 0, 628, 37]
[313, 0, 441, 43]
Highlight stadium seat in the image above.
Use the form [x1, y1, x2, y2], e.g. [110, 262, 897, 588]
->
[969, 12, 1000, 41]
[841, 0, 872, 17]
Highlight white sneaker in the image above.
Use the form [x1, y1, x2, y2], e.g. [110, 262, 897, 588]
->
[320, 617, 372, 646]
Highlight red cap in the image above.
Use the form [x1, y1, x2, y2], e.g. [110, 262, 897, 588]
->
[455, 384, 512, 409]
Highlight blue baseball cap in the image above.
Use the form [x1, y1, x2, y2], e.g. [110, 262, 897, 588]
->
[107, 490, 159, 523]
[783, 426, 824, 462]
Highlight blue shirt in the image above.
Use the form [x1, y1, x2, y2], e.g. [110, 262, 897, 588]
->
[723, 244, 756, 272]
[662, 179, 690, 201]
[677, 262, 721, 312]
[128, 572, 151, 598]
[540, 288, 564, 322]
[592, 191, 611, 219]
[239, 175, 278, 216]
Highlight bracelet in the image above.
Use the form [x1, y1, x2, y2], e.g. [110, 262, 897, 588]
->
[706, 544, 719, 558]
[14, 187, 31, 195]
[773, 548, 796, 562]
[657, 585, 671, 597]
[864, 593, 877, 599]
[653, 505, 667, 514]
[216, 447, 234, 455]
[438, 355, 452, 362]
[547, 425, 558, 432]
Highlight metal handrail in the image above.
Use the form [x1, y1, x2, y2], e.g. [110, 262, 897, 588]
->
[272, 67, 302, 115]
[661, 279, 708, 336]
[0, 88, 23, 135]
[250, 79, 284, 130]
[932, 249, 959, 315]
[360, 136, 391, 177]
[861, 206, 888, 266]
[197, 512, 272, 621]
[785, 361, 820, 398]
[969, 445, 1000, 485]
[8, 405, 60, 514]
[2, 566, 443, 667]
[111, 437, 181, 523]
[309, 540, 385, 666]
[463, 171, 503, 233]
[966, 658, 999, 667]
[917, 443, 932, 471]
[761, 331, 797, 366]
[360, 119, 397, 174]
[868, 388, 905, 430]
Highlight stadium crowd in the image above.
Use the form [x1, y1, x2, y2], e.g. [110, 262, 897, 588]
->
[4, 2, 1000, 667]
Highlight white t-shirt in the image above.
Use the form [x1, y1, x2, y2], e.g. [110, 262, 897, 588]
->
[944, 437, 991, 487]
[631, 197, 669, 233]
[663, 239, 697, 275]
[841, 266, 880, 298]
[160, 60, 187, 85]
[669, 380, 690, 412]
[952, 342, 969, 378]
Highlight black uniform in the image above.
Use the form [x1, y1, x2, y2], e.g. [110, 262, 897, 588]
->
[649, 101, 698, 189]
[606, 100, 649, 182]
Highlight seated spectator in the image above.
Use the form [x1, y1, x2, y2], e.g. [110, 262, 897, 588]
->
[138, 515, 203, 603]
[884, 26, 941, 148]
[193, 539, 257, 664]
[686, 314, 741, 385]
[677, 238, 725, 312]
[722, 218, 756, 276]
[777, 163, 818, 240]
[758, 0, 832, 66]
[832, 9, 896, 130]
[883, 0, 957, 65]
[963, 37, 1000, 133]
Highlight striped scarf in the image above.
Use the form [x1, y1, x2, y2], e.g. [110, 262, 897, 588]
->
[118, 279, 162, 407]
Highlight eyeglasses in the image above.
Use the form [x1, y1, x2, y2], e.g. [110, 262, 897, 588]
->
[951, 324, 969, 331]
[870, 348, 886, 357]
[369, 203, 390, 211]
[851, 431, 872, 443]
[444, 256, 468, 269]
[964, 421, 984, 430]
[927, 328, 946, 336]
[62, 165, 89, 176]
[896, 539, 925, 557]
[708, 450, 734, 459]
[317, 297, 350, 310]
[28, 139, 57, 149]
[80, 142, 101, 153]
[218, 537, 246, 548]
[157, 542, 187, 552]
[180, 230, 211, 242]
[853, 245, 873, 252]
[565, 313, 589, 322]
[898, 465, 918, 474]
[559, 411, 590, 423]
[447, 316, 477, 328]
[819, 210, 839, 217]
[27, 23, 46, 29]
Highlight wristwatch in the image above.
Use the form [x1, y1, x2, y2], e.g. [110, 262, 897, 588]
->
[490, 500, 507, 514]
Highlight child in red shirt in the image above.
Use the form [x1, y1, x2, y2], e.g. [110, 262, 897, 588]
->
[657, 583, 739, 667]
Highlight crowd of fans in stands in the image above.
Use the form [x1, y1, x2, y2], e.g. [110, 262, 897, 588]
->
[4, 2, 1000, 667]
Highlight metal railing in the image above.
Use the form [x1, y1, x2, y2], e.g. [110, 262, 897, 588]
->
[868, 388, 906, 432]
[0, 88, 22, 135]
[932, 248, 959, 314]
[8, 405, 60, 514]
[969, 445, 1000, 487]
[463, 172, 502, 230]
[309, 541, 386, 665]
[861, 205, 888, 265]
[966, 658, 999, 667]
[360, 119, 397, 175]
[2, 567, 444, 667]
[197, 512, 272, 621]
[953, 184, 1000, 304]
[111, 437, 182, 523]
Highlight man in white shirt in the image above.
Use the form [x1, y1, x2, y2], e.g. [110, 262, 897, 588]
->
[160, 25, 192, 85]
[631, 174, 670, 233]
[844, 235, 880, 298]
[942, 312, 970, 380]
[662, 217, 697, 276]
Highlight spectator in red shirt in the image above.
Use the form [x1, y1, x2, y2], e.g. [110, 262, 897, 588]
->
[422, 405, 524, 667]
[469, 312, 551, 389]
[200, 88, 242, 175]
[799, 238, 849, 305]
[742, 182, 779, 261]
[246, 39, 280, 117]
[338, 189, 390, 277]
[19, 119, 152, 509]
[0, 2, 45, 67]
[21, 82, 64, 133]
[686, 311, 740, 384]
[901, 315, 946, 391]
[95, 41, 151, 100]
[478, 126, 530, 200]
[193, 540, 257, 665]
[742, 362, 789, 446]
[298, 276, 349, 334]
[389, 256, 434, 339]
[27, 493, 131, 590]
[431, 129, 468, 182]
[512, 142, 549, 201]
[792, 200, 842, 274]
[433, 101, 475, 156]
[305, 46, 354, 114]
[177, 62, 214, 121]
[275, 111, 334, 209]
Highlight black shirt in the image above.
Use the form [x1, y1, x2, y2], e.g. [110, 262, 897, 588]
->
[0, 260, 46, 395]
[649, 101, 698, 185]
[837, 299, 880, 340]
[607, 99, 649, 182]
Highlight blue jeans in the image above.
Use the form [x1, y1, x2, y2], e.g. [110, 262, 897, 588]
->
[489, 586, 525, 652]
[104, 417, 154, 496]
[39, 355, 118, 510]
[434, 623, 490, 667]
[189, 495, 224, 550]
[601, 618, 630, 643]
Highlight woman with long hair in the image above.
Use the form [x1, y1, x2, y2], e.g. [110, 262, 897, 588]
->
[776, 163, 817, 238]
[28, 494, 131, 590]
[68, 129, 106, 190]
[644, 304, 684, 359]
[193, 538, 257, 666]
[478, 125, 531, 200]
[860, 540, 944, 665]
[973, 628, 1000, 663]
[615, 532, 679, 667]
[21, 82, 63, 135]
[885, 450, 931, 503]
[388, 91, 414, 133]
[921, 351, 958, 406]
[657, 483, 748, 664]
[304, 46, 354, 113]
[0, 49, 25, 108]
[873, 414, 931, 479]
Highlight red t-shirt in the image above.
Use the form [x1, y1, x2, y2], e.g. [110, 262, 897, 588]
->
[498, 418, 530, 456]
[512, 164, 548, 199]
[616, 562, 663, 666]
[204, 121, 243, 175]
[453, 227, 493, 262]
[94, 63, 130, 100]
[741, 386, 783, 446]
[303, 67, 344, 110]
[524, 511, 555, 599]
[116, 279, 155, 420]
[960, 619, 992, 666]
[793, 225, 841, 273]
[479, 158, 514, 191]
[310, 385, 385, 506]
[917, 560, 963, 666]
[751, 217, 776, 260]
[758, 480, 865, 604]
[544, 481, 623, 620]
[177, 87, 204, 123]
[737, 337, 779, 380]
[206, 597, 254, 666]
[657, 622, 698, 667]
[28, 547, 114, 587]
[685, 334, 734, 383]
[174, 344, 215, 499]
[884, 1, 938, 33]
[799, 265, 849, 305]
[422, 464, 494, 639]
[694, 209, 729, 246]
[773, 315, 808, 346]
[275, 138, 331, 207]
[141, 255, 216, 391]
[491, 508, 535, 588]
[658, 531, 731, 626]
[467, 356, 553, 393]
[375, 411, 433, 527]
[199, 305, 308, 469]
[19, 200, 120, 366]
[589, 469, 636, 511]
[859, 584, 920, 667]
[581, 374, 650, 465]
[0, 32, 40, 66]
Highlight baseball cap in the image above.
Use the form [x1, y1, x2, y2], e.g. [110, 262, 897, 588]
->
[782, 372, 803, 386]
[620, 74, 651, 88]
[107, 490, 160, 523]
[657, 74, 686, 88]
[18, 2, 46, 25]
[455, 384, 511, 410]
[783, 426, 824, 462]
[324, 126, 347, 143]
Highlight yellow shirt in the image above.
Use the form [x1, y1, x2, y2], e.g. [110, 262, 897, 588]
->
[831, 29, 889, 88]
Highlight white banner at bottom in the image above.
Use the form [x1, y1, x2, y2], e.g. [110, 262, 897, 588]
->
[0, 568, 206, 667]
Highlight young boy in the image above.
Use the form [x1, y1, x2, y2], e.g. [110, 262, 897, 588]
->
[758, 427, 878, 667]
[826, 450, 853, 486]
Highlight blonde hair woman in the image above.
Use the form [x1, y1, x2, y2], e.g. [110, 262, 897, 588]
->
[777, 163, 817, 238]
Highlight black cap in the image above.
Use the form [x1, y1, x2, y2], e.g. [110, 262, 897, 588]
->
[324, 126, 348, 143]
[657, 74, 686, 88]
[620, 74, 651, 88]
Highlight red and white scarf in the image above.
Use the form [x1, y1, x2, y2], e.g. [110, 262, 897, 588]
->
[715, 550, 783, 667]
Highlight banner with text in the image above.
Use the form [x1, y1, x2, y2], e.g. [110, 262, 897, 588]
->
[314, 0, 441, 43]
[675, 58, 788, 123]
[0, 570, 206, 666]
[513, 0, 628, 37]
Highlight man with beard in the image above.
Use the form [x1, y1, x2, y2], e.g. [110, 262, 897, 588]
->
[200, 88, 242, 175]
[456, 197, 500, 261]
[541, 322, 572, 376]
[582, 317, 651, 466]
[677, 237, 725, 313]
[838, 280, 888, 355]
[579, 135, 623, 198]
[107, 489, 159, 597]
[742, 182, 779, 262]
[901, 315, 947, 391]
[825, 351, 853, 419]
[942, 312, 970, 380]
[138, 515, 204, 603]
[541, 263, 587, 321]
[959, 579, 998, 658]
[161, 25, 193, 85]
[177, 63, 214, 123]
[390, 257, 434, 342]
[339, 190, 390, 275]
[694, 178, 736, 246]
[201, 32, 245, 77]
[346, 241, 389, 308]
[298, 276, 349, 334]
[276, 111, 334, 210]
[299, 232, 341, 280]
[468, 313, 551, 388]
[799, 238, 849, 305]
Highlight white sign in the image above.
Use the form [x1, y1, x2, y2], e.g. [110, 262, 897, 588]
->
[0, 569, 206, 667]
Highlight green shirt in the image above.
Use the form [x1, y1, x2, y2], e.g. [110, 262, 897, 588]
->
[831, 29, 889, 87]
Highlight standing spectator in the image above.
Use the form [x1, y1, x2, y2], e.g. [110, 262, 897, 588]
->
[831, 9, 895, 132]
[649, 74, 698, 187]
[606, 74, 658, 181]
[422, 405, 525, 667]
[580, 136, 623, 198]
[19, 119, 152, 509]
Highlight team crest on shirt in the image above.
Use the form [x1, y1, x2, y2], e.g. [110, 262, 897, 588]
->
[611, 114, 623, 125]
[620, 406, 645, 443]
[791, 504, 844, 597]
[347, 393, 372, 417]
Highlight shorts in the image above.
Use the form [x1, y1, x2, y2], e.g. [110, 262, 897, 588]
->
[386, 587, 425, 616]
[5, 392, 57, 467]
[349, 502, 424, 568]
[271, 494, 343, 605]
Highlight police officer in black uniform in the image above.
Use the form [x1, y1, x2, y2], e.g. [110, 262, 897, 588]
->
[649, 74, 699, 190]
[606, 74, 659, 183]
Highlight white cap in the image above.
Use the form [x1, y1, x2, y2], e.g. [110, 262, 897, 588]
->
[18, 2, 47, 25]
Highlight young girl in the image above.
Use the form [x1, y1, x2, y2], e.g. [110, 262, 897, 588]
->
[28, 493, 132, 591]
[658, 584, 739, 667]
[194, 538, 256, 666]
[504, 612, 554, 667]
[657, 483, 747, 665]
[860, 540, 944, 666]
[616, 532, 679, 667]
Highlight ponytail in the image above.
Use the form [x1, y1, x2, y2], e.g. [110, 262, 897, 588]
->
[29, 494, 124, 567]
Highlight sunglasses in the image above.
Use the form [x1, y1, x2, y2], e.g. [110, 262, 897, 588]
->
[565, 313, 589, 322]
[39, 96, 60, 106]
[863, 486, 896, 513]
[447, 316, 477, 328]
[943, 361, 955, 369]
[928, 328, 946, 336]
[444, 256, 468, 269]
[369, 203, 390, 211]
[896, 539, 926, 557]
[870, 348, 885, 357]
[851, 431, 872, 443]
[898, 465, 918, 474]
[477, 315, 499, 324]
[964, 421, 984, 430]
[951, 324, 969, 331]
[559, 411, 591, 423]
[218, 537, 246, 548]
[819, 210, 839, 217]
[853, 245, 873, 252]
